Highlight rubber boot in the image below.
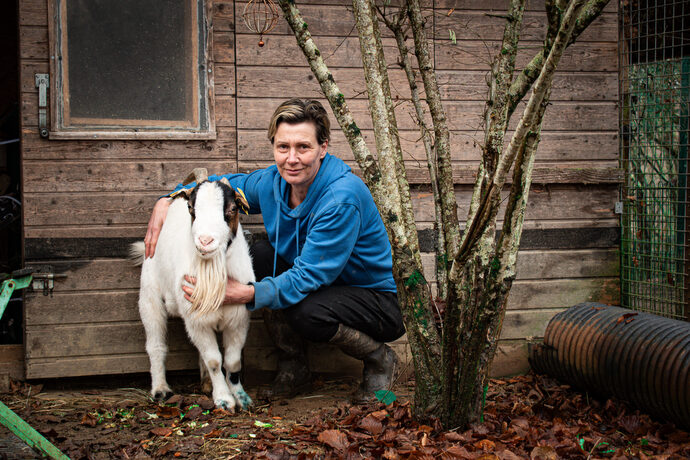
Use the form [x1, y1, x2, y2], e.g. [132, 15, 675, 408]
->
[328, 324, 398, 403]
[257, 309, 311, 400]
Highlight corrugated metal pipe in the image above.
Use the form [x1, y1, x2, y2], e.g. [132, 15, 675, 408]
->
[529, 302, 690, 429]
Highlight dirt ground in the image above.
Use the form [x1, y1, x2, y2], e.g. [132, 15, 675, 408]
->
[1, 372, 689, 459]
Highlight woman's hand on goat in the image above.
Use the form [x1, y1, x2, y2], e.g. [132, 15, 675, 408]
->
[145, 197, 172, 258]
[182, 275, 255, 305]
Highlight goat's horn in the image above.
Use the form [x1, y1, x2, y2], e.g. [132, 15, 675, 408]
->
[219, 177, 231, 187]
[183, 168, 209, 186]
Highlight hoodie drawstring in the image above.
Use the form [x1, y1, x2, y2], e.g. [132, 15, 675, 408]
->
[295, 218, 301, 257]
[273, 211, 280, 277]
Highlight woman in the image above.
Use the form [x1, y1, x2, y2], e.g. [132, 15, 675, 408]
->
[145, 99, 405, 401]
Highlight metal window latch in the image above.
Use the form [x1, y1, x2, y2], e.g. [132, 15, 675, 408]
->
[34, 74, 49, 138]
[614, 201, 624, 214]
[31, 271, 66, 297]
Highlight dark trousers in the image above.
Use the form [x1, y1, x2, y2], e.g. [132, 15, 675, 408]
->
[250, 239, 405, 344]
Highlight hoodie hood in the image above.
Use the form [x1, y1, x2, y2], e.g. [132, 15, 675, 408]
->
[273, 153, 351, 218]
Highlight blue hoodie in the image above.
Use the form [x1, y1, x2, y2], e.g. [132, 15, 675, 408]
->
[170, 153, 396, 311]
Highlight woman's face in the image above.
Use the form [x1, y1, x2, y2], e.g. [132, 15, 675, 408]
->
[273, 121, 328, 194]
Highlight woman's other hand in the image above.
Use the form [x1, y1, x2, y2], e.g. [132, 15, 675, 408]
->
[145, 197, 171, 258]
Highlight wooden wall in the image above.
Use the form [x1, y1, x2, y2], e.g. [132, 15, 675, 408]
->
[17, 0, 619, 380]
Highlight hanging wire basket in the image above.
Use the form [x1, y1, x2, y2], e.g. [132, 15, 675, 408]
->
[242, 0, 280, 47]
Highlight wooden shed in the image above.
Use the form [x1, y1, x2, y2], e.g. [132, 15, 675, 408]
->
[1, 0, 620, 384]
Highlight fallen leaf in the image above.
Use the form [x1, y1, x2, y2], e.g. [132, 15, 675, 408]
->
[80, 413, 98, 427]
[530, 445, 557, 460]
[155, 442, 175, 456]
[370, 409, 389, 421]
[317, 429, 349, 451]
[474, 439, 496, 452]
[359, 414, 384, 435]
[156, 405, 181, 419]
[150, 427, 174, 437]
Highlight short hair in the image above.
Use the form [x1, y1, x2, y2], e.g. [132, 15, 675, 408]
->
[267, 99, 331, 145]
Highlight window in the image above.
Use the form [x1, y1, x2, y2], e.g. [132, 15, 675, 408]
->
[48, 0, 215, 139]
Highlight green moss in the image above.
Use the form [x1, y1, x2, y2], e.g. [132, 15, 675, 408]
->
[335, 93, 345, 106]
[327, 73, 335, 82]
[302, 22, 308, 30]
[490, 257, 500, 277]
[387, 211, 398, 223]
[314, 49, 321, 57]
[405, 270, 426, 288]
[348, 122, 361, 136]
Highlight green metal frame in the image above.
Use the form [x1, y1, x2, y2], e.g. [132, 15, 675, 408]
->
[0, 273, 71, 460]
[620, 58, 690, 321]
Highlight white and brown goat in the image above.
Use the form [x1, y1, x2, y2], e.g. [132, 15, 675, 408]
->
[131, 169, 253, 411]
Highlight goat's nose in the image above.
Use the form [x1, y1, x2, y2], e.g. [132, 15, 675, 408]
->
[199, 235, 214, 247]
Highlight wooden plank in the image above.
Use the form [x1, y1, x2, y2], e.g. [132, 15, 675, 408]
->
[507, 278, 620, 310]
[421, 248, 619, 283]
[25, 351, 198, 379]
[435, 41, 617, 72]
[403, 165, 622, 185]
[237, 66, 617, 102]
[0, 345, 24, 381]
[236, 97, 617, 131]
[19, 0, 47, 27]
[236, 2, 361, 36]
[239, 36, 613, 71]
[213, 31, 235, 64]
[434, 0, 617, 13]
[436, 70, 618, 102]
[22, 184, 617, 229]
[434, 11, 616, 43]
[214, 64, 236, 96]
[237, 66, 411, 100]
[25, 292, 140, 326]
[22, 226, 619, 259]
[25, 322, 194, 359]
[235, 35, 408, 67]
[22, 160, 236, 193]
[19, 26, 48, 60]
[21, 128, 237, 160]
[500, 309, 565, 339]
[238, 129, 618, 162]
[214, 95, 237, 127]
[410, 184, 618, 223]
[489, 340, 530, 378]
[213, 1, 235, 32]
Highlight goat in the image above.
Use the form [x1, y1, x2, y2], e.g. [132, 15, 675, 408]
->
[130, 168, 253, 411]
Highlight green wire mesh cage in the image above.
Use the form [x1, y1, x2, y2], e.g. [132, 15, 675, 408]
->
[620, 0, 690, 320]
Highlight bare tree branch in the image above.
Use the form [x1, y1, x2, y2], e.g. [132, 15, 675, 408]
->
[507, 0, 610, 115]
[406, 0, 460, 270]
[451, 0, 587, 277]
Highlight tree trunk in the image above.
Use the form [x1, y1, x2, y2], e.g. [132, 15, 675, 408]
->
[279, 0, 610, 429]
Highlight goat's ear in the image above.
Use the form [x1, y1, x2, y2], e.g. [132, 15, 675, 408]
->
[235, 187, 250, 215]
[183, 168, 209, 186]
[180, 187, 193, 200]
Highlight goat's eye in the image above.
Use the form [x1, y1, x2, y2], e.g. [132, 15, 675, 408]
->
[188, 203, 195, 218]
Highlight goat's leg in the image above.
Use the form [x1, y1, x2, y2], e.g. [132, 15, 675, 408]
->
[223, 328, 252, 410]
[198, 355, 213, 394]
[139, 294, 172, 401]
[186, 324, 236, 411]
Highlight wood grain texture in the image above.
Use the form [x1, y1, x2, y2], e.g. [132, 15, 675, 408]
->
[237, 66, 617, 102]
[238, 129, 618, 162]
[235, 97, 617, 131]
[22, 160, 236, 193]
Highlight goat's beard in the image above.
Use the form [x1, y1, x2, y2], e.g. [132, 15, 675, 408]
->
[190, 250, 227, 315]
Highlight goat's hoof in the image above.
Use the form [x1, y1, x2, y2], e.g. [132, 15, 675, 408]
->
[214, 398, 236, 413]
[152, 389, 173, 402]
[235, 390, 253, 410]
